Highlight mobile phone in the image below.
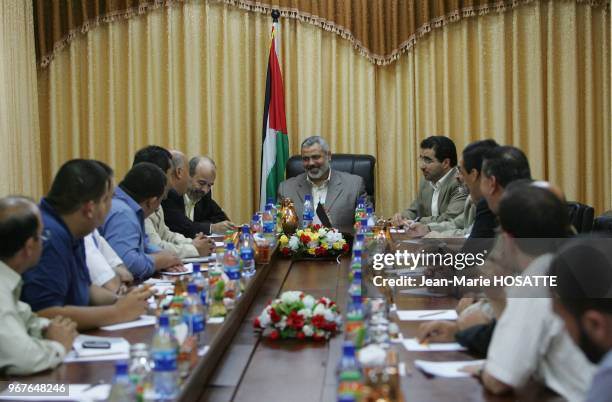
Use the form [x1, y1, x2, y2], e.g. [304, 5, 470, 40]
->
[82, 340, 111, 349]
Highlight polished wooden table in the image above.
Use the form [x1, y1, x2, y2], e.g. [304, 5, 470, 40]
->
[2, 236, 563, 402]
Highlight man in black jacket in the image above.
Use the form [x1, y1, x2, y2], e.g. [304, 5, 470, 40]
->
[162, 155, 234, 237]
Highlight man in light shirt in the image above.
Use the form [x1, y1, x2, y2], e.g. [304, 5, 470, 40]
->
[0, 196, 78, 375]
[277, 136, 369, 231]
[392, 135, 466, 226]
[84, 229, 133, 294]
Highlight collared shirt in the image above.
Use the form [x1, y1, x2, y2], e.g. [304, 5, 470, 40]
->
[486, 254, 596, 402]
[430, 168, 455, 217]
[184, 194, 198, 221]
[585, 350, 612, 402]
[0, 261, 66, 375]
[307, 168, 332, 210]
[145, 208, 198, 258]
[99, 187, 159, 281]
[21, 199, 91, 311]
[85, 229, 123, 287]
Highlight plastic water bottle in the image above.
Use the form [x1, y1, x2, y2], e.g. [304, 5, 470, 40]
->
[240, 225, 256, 278]
[354, 196, 366, 222]
[359, 218, 369, 235]
[336, 341, 363, 400]
[108, 360, 134, 402]
[151, 315, 178, 401]
[266, 197, 278, 227]
[366, 206, 376, 228]
[185, 283, 207, 348]
[348, 249, 362, 283]
[262, 204, 275, 244]
[345, 295, 366, 348]
[348, 269, 362, 298]
[251, 213, 262, 234]
[191, 263, 207, 298]
[353, 233, 365, 254]
[303, 194, 314, 228]
[223, 243, 242, 299]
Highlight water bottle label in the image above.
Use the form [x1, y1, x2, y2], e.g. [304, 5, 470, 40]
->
[263, 223, 275, 233]
[153, 350, 177, 372]
[191, 315, 205, 333]
[240, 248, 254, 260]
[225, 268, 241, 280]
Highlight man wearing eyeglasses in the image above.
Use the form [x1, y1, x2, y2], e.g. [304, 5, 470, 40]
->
[392, 135, 467, 227]
[163, 155, 235, 237]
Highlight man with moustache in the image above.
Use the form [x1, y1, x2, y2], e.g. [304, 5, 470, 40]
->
[550, 237, 612, 401]
[277, 136, 369, 232]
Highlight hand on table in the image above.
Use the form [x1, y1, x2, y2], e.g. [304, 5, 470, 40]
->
[45, 316, 78, 353]
[416, 320, 458, 343]
[211, 220, 237, 234]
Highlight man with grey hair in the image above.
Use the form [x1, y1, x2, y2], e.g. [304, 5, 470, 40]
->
[278, 135, 369, 231]
[163, 155, 234, 237]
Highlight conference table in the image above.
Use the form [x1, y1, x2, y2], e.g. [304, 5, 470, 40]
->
[1, 234, 563, 402]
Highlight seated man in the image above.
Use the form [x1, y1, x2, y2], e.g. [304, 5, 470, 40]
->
[85, 229, 133, 294]
[163, 155, 234, 237]
[550, 237, 612, 402]
[0, 196, 78, 375]
[21, 159, 153, 330]
[413, 139, 499, 238]
[393, 135, 467, 226]
[135, 146, 213, 257]
[277, 135, 369, 231]
[462, 184, 594, 400]
[101, 162, 182, 281]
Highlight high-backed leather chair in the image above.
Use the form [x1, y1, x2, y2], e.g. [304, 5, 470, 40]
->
[593, 213, 612, 234]
[285, 154, 376, 207]
[567, 202, 594, 233]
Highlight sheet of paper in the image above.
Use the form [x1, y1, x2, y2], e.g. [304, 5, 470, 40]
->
[396, 309, 458, 321]
[64, 351, 130, 363]
[207, 316, 225, 324]
[73, 334, 129, 357]
[100, 315, 157, 331]
[161, 262, 193, 276]
[402, 338, 467, 352]
[182, 255, 215, 264]
[143, 278, 174, 285]
[0, 384, 111, 401]
[215, 241, 224, 247]
[414, 359, 484, 378]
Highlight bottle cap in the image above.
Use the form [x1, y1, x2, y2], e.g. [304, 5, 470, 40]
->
[187, 283, 198, 295]
[353, 249, 362, 257]
[159, 314, 169, 327]
[242, 225, 250, 234]
[342, 341, 356, 357]
[193, 263, 200, 273]
[353, 270, 362, 280]
[226, 243, 235, 250]
[305, 194, 312, 201]
[356, 233, 365, 241]
[366, 207, 373, 214]
[115, 360, 129, 375]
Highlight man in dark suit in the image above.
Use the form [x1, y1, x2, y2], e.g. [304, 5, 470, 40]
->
[162, 155, 234, 237]
[277, 136, 369, 232]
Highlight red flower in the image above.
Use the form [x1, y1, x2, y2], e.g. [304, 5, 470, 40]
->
[313, 224, 322, 231]
[270, 308, 281, 323]
[286, 310, 305, 329]
[312, 333, 325, 342]
[281, 248, 291, 256]
[311, 314, 326, 329]
[324, 322, 337, 332]
[300, 234, 311, 244]
[296, 331, 305, 340]
[269, 329, 280, 340]
[315, 246, 326, 256]
[318, 297, 328, 306]
[342, 243, 349, 253]
[253, 318, 261, 328]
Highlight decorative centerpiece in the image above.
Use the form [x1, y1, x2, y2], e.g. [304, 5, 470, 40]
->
[253, 291, 342, 341]
[278, 224, 349, 258]
[278, 197, 299, 235]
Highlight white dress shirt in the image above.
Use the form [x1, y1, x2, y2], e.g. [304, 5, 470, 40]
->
[430, 168, 455, 217]
[85, 229, 123, 287]
[307, 169, 332, 225]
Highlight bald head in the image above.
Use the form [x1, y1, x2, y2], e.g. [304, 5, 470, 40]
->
[0, 196, 42, 264]
[187, 156, 217, 200]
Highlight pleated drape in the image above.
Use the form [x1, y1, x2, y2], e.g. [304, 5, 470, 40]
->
[36, 0, 610, 224]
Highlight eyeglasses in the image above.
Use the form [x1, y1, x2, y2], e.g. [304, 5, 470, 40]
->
[418, 156, 437, 165]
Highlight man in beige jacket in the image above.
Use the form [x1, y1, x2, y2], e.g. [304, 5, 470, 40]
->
[393, 136, 467, 226]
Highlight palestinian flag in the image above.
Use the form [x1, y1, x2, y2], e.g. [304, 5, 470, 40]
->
[259, 20, 289, 211]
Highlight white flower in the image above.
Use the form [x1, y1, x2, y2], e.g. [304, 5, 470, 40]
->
[288, 236, 300, 250]
[258, 309, 271, 327]
[318, 227, 328, 237]
[280, 291, 302, 304]
[313, 303, 327, 316]
[277, 316, 287, 330]
[307, 241, 318, 249]
[302, 324, 314, 337]
[325, 231, 343, 243]
[323, 309, 335, 322]
[302, 295, 315, 309]
[298, 308, 312, 319]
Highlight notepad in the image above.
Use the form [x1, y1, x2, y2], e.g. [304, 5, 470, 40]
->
[396, 309, 458, 321]
[100, 315, 157, 331]
[0, 384, 111, 401]
[414, 359, 484, 378]
[161, 263, 193, 276]
[402, 338, 467, 352]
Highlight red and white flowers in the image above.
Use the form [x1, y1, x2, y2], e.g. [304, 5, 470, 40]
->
[253, 291, 342, 341]
[278, 224, 349, 257]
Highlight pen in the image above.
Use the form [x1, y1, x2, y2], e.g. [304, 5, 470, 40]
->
[417, 310, 445, 318]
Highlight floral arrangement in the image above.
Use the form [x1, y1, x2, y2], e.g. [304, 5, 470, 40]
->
[253, 291, 342, 341]
[278, 224, 349, 257]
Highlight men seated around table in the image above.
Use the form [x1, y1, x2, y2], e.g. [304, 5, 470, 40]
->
[100, 162, 183, 281]
[550, 237, 612, 401]
[163, 155, 235, 237]
[85, 228, 133, 295]
[277, 135, 370, 231]
[20, 160, 153, 330]
[0, 196, 78, 375]
[450, 183, 594, 400]
[410, 139, 499, 238]
[136, 146, 214, 258]
[392, 135, 467, 226]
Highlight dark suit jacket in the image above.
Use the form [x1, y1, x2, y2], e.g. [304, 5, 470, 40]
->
[161, 189, 229, 238]
[462, 198, 497, 255]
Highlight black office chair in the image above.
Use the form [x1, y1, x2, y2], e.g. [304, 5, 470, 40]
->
[593, 213, 612, 234]
[285, 154, 376, 208]
[567, 202, 594, 233]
